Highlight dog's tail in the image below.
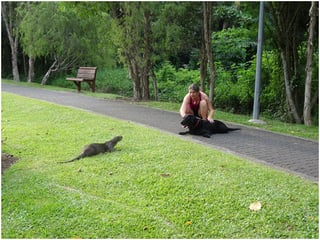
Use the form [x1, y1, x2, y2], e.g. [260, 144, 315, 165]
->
[228, 127, 241, 131]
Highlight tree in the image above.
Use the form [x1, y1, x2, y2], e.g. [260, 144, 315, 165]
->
[16, 2, 37, 82]
[18, 2, 111, 85]
[110, 2, 155, 100]
[152, 2, 202, 69]
[18, 2, 75, 84]
[202, 2, 215, 101]
[270, 2, 310, 123]
[1, 2, 20, 82]
[303, 2, 318, 126]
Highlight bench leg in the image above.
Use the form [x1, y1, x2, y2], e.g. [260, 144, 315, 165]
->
[92, 81, 96, 92]
[73, 82, 81, 92]
[86, 81, 95, 92]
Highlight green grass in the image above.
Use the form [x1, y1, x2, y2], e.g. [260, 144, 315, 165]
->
[1, 92, 318, 238]
[2, 79, 318, 140]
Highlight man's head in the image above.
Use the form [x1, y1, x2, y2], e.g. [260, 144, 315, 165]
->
[188, 83, 200, 99]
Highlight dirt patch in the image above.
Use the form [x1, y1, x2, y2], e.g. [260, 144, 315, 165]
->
[2, 153, 19, 173]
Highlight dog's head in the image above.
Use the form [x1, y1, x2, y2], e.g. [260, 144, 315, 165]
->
[180, 115, 200, 127]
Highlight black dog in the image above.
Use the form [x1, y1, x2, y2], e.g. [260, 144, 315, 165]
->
[179, 115, 240, 138]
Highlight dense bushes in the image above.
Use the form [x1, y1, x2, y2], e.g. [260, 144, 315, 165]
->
[153, 61, 199, 102]
[214, 62, 255, 114]
[151, 50, 300, 122]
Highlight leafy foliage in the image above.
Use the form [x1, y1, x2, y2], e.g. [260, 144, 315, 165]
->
[214, 62, 255, 113]
[18, 2, 114, 68]
[153, 62, 199, 102]
[213, 3, 256, 29]
[212, 27, 256, 68]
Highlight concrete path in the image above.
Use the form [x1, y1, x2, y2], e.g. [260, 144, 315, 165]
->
[2, 83, 318, 182]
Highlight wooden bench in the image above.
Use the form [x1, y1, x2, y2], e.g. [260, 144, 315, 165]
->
[66, 67, 97, 92]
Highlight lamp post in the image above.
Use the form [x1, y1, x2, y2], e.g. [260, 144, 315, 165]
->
[249, 1, 266, 124]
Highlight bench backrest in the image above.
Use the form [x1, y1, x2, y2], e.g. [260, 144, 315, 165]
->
[77, 67, 97, 81]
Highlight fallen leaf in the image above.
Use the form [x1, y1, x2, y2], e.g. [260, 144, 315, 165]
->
[160, 173, 170, 177]
[185, 221, 192, 225]
[249, 201, 262, 211]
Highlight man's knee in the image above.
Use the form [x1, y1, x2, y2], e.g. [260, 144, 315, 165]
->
[199, 100, 208, 119]
[185, 105, 194, 115]
[199, 100, 208, 111]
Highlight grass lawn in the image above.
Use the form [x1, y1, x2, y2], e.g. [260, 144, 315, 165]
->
[1, 92, 319, 238]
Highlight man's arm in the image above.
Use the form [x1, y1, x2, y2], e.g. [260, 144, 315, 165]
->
[201, 92, 214, 122]
[179, 94, 189, 117]
[207, 100, 214, 122]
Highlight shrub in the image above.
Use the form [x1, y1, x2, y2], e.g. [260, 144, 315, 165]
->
[153, 61, 199, 102]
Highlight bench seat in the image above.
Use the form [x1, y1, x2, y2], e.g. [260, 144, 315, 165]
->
[66, 77, 85, 82]
[66, 67, 97, 92]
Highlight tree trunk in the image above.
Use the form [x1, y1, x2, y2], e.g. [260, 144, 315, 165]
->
[1, 2, 20, 82]
[270, 2, 303, 124]
[41, 59, 57, 85]
[150, 70, 159, 101]
[203, 2, 215, 102]
[120, 3, 153, 101]
[28, 55, 35, 83]
[303, 1, 317, 126]
[281, 51, 302, 123]
[141, 9, 151, 100]
[22, 53, 27, 77]
[199, 39, 207, 92]
[128, 58, 142, 100]
[141, 69, 149, 100]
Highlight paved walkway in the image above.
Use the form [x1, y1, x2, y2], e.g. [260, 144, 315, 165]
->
[2, 83, 319, 182]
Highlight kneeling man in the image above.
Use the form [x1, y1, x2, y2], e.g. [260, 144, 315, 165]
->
[179, 83, 214, 122]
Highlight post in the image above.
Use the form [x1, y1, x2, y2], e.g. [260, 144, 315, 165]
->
[250, 1, 266, 124]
